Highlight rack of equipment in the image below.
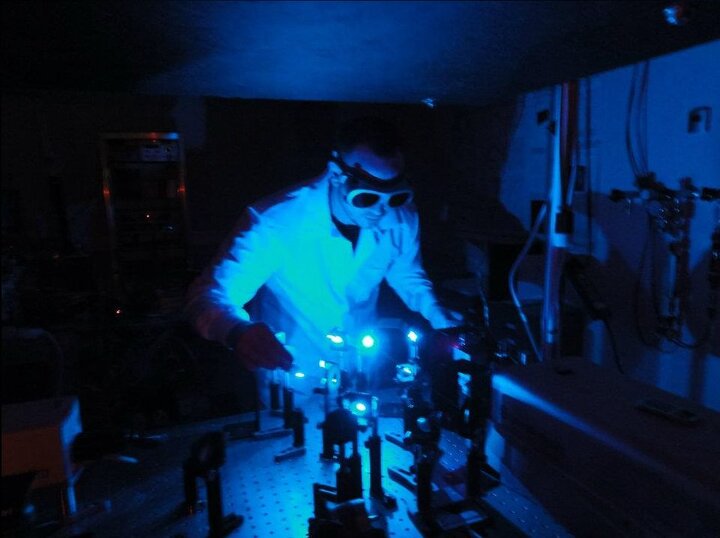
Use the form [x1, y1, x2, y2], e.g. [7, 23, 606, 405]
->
[99, 132, 189, 313]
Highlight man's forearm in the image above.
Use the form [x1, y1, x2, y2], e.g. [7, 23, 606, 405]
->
[184, 272, 252, 346]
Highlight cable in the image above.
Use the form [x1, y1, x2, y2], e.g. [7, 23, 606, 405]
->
[671, 322, 712, 349]
[563, 82, 581, 208]
[669, 279, 717, 349]
[625, 62, 651, 179]
[625, 64, 643, 178]
[473, 277, 498, 346]
[508, 202, 547, 362]
[638, 61, 650, 174]
[668, 223, 719, 349]
[632, 214, 682, 353]
[602, 318, 625, 374]
[585, 77, 593, 256]
[648, 213, 662, 318]
[633, 216, 660, 348]
[564, 147, 579, 207]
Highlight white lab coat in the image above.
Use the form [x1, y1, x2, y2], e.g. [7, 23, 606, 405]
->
[185, 173, 449, 376]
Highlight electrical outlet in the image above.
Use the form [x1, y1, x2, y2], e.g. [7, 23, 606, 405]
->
[688, 106, 711, 133]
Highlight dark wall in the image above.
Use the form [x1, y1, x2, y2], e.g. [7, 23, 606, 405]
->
[1, 91, 521, 277]
[1, 91, 178, 253]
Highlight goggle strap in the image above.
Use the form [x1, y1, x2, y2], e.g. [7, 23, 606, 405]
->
[331, 156, 407, 190]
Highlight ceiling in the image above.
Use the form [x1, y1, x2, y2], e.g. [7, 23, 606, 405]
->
[2, 0, 719, 106]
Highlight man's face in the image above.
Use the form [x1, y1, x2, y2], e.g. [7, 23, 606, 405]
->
[330, 145, 408, 229]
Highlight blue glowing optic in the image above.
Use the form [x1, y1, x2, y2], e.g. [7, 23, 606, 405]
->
[361, 335, 375, 348]
[354, 402, 367, 413]
[294, 371, 305, 378]
[318, 360, 326, 369]
[326, 334, 344, 345]
[407, 330, 419, 343]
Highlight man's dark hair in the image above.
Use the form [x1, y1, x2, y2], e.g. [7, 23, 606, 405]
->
[335, 116, 403, 157]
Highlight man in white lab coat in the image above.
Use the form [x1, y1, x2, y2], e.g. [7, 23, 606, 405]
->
[185, 117, 460, 380]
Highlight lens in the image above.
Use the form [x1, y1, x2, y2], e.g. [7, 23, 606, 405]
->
[350, 192, 380, 208]
[389, 192, 411, 207]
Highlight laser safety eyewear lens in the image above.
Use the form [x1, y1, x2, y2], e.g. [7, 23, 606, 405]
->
[346, 189, 414, 209]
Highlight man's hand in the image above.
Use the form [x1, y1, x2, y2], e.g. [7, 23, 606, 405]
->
[432, 307, 465, 330]
[231, 323, 293, 371]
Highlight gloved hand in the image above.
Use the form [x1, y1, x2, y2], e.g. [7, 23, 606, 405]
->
[229, 322, 293, 371]
[432, 307, 465, 330]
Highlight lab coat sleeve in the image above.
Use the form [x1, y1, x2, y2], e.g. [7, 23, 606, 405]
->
[184, 207, 284, 346]
[384, 212, 448, 329]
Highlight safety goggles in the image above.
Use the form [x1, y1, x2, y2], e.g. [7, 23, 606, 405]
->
[346, 188, 413, 208]
[331, 155, 414, 209]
